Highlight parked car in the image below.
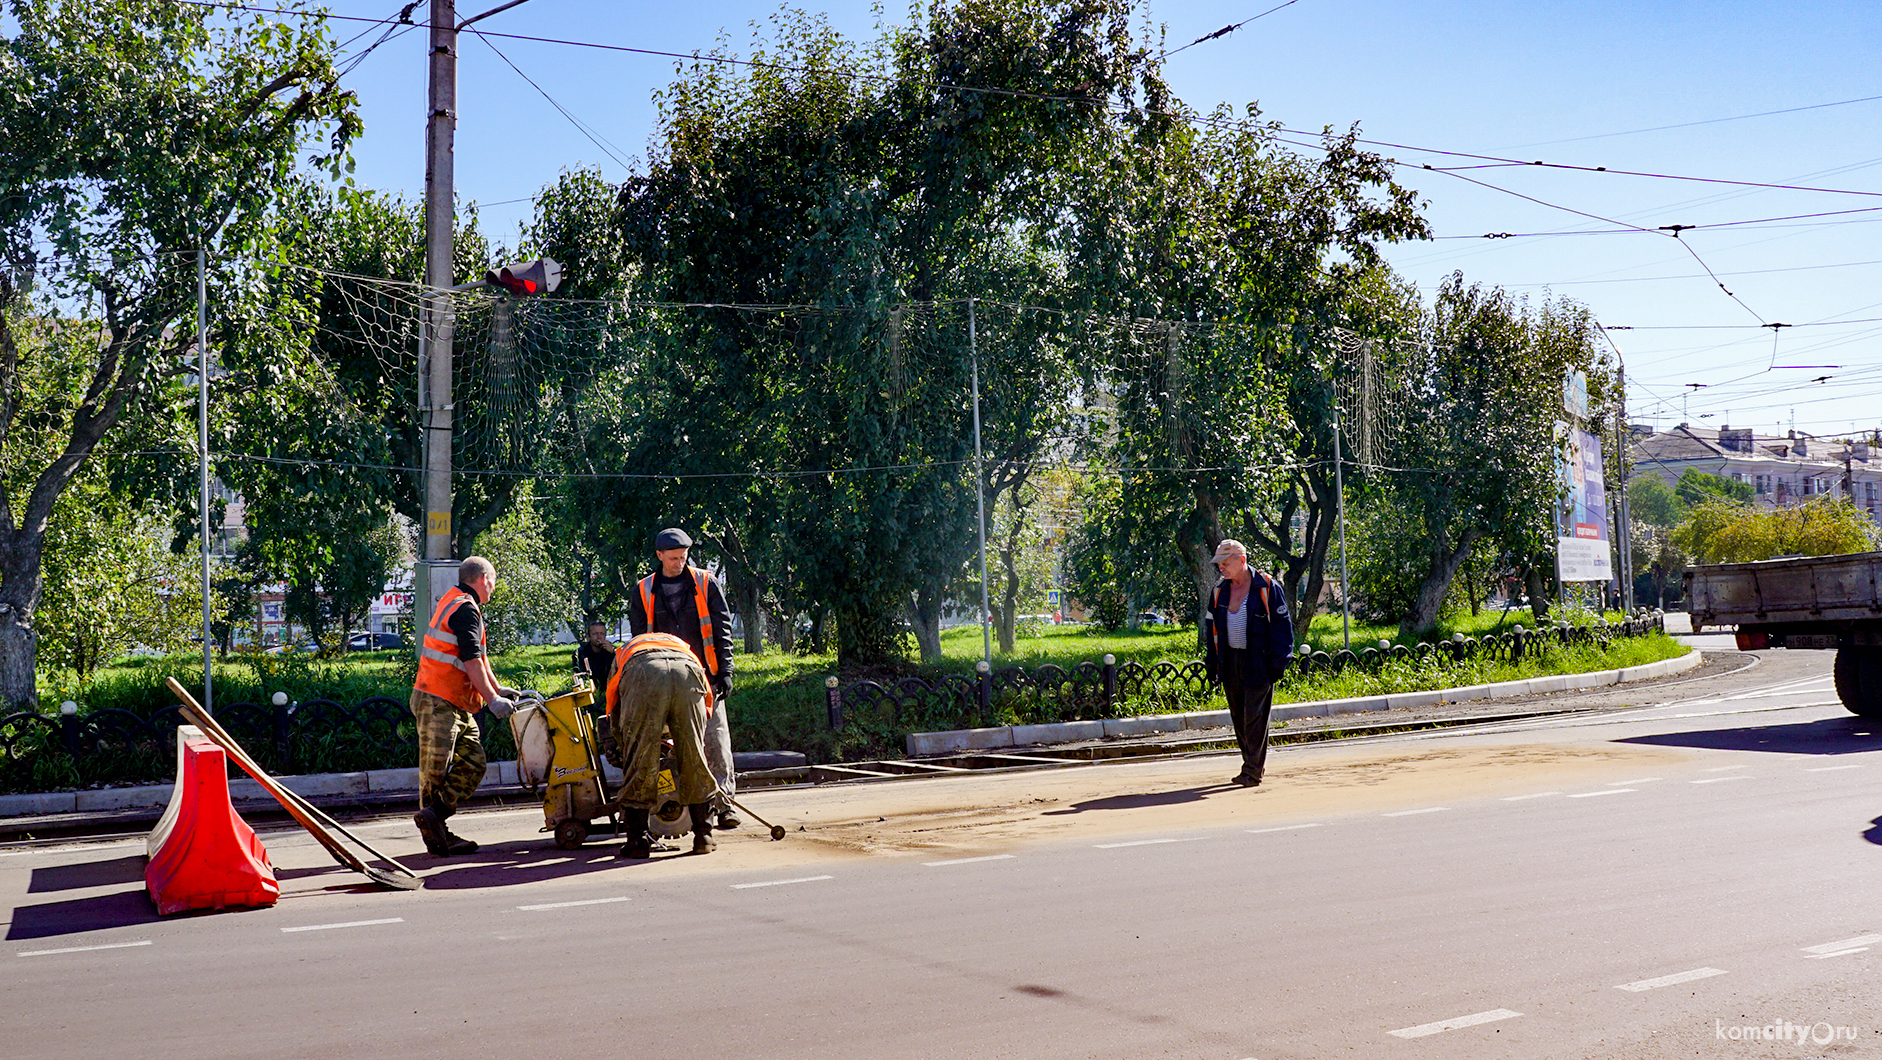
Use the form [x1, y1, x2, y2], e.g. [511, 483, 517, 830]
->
[347, 631, 407, 652]
[1136, 610, 1173, 626]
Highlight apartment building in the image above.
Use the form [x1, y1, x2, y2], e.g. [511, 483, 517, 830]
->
[1629, 423, 1882, 523]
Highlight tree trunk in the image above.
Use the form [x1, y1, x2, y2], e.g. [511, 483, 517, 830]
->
[768, 604, 796, 654]
[996, 529, 1023, 655]
[1525, 563, 1552, 623]
[908, 588, 946, 665]
[0, 527, 45, 710]
[1400, 531, 1481, 639]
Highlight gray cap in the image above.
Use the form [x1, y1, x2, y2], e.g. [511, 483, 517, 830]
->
[654, 527, 693, 550]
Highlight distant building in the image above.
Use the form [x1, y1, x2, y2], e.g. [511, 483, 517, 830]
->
[1629, 423, 1882, 524]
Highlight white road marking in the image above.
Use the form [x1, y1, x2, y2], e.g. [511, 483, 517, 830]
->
[1501, 791, 1560, 801]
[1568, 788, 1636, 798]
[18, 940, 152, 958]
[1094, 837, 1209, 849]
[1245, 824, 1322, 834]
[1615, 967, 1727, 992]
[731, 875, 834, 889]
[1382, 807, 1449, 817]
[1703, 764, 1749, 772]
[1804, 764, 1864, 772]
[516, 896, 631, 911]
[1387, 1008, 1521, 1038]
[923, 854, 1016, 866]
[280, 918, 405, 933]
[1803, 934, 1882, 955]
[1690, 776, 1753, 784]
[1612, 777, 1661, 784]
[1805, 948, 1869, 960]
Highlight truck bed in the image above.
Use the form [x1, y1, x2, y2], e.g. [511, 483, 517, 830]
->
[1686, 550, 1882, 633]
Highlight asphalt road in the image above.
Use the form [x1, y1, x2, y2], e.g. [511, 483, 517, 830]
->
[4, 645, 1879, 1059]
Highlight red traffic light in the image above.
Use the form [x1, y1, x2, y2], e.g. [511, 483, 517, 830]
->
[484, 257, 563, 295]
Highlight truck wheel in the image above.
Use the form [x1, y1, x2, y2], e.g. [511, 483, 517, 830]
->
[1835, 647, 1882, 719]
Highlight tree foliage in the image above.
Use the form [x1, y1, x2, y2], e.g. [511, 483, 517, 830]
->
[1674, 496, 1879, 564]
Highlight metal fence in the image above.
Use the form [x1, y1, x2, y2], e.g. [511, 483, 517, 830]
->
[826, 613, 1668, 736]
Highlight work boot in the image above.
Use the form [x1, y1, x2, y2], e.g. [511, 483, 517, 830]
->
[414, 806, 450, 855]
[715, 797, 741, 830]
[1232, 772, 1262, 788]
[619, 807, 653, 859]
[689, 802, 715, 854]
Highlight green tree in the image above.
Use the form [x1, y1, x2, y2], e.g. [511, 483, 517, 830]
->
[1629, 474, 1686, 528]
[0, 0, 357, 707]
[1674, 469, 1753, 508]
[1674, 496, 1878, 564]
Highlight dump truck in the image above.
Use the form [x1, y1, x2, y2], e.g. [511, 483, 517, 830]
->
[1685, 551, 1882, 719]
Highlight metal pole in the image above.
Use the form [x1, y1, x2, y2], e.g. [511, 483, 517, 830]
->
[422, 0, 458, 577]
[969, 298, 991, 664]
[197, 248, 212, 713]
[1331, 403, 1350, 650]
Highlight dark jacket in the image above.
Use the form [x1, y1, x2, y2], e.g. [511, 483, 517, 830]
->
[628, 566, 736, 692]
[1203, 570, 1294, 688]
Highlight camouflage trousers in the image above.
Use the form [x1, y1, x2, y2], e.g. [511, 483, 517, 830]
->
[410, 689, 485, 812]
[611, 647, 717, 810]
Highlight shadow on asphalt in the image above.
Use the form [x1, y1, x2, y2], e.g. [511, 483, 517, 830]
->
[6, 888, 165, 941]
[26, 854, 145, 894]
[1866, 818, 1882, 847]
[1614, 715, 1882, 755]
[1039, 782, 1244, 816]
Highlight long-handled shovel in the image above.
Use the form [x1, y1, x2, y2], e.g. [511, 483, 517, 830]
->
[165, 677, 421, 891]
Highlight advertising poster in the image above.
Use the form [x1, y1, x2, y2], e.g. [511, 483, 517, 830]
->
[1557, 428, 1613, 582]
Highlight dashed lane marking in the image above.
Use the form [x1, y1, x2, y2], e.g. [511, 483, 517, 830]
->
[1502, 792, 1560, 801]
[1615, 967, 1727, 992]
[923, 854, 1016, 866]
[1245, 824, 1322, 834]
[1803, 934, 1882, 959]
[1703, 764, 1749, 772]
[1568, 788, 1636, 798]
[517, 897, 631, 911]
[18, 940, 151, 958]
[1094, 837, 1209, 849]
[1611, 777, 1661, 784]
[1803, 764, 1864, 772]
[1382, 807, 1449, 817]
[1690, 776, 1753, 784]
[1387, 1008, 1521, 1038]
[731, 875, 834, 890]
[280, 918, 405, 933]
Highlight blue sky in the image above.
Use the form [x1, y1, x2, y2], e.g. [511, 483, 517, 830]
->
[313, 0, 1882, 439]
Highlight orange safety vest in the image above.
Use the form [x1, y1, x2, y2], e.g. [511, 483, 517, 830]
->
[605, 632, 714, 717]
[637, 566, 720, 677]
[414, 587, 487, 711]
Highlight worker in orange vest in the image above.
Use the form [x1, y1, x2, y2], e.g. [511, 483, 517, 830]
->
[409, 555, 520, 855]
[605, 631, 718, 858]
[627, 527, 740, 829]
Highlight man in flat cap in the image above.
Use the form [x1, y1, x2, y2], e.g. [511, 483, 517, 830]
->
[1202, 539, 1294, 787]
[627, 527, 741, 828]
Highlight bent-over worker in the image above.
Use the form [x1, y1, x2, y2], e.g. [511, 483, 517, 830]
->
[628, 527, 740, 828]
[607, 632, 718, 858]
[410, 555, 522, 855]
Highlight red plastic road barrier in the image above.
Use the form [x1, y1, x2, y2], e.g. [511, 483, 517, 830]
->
[145, 725, 279, 916]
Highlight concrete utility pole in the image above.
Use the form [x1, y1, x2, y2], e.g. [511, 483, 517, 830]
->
[421, 0, 458, 589]
[197, 248, 213, 713]
[419, 0, 537, 617]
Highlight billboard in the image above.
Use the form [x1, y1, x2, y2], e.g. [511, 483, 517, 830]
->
[1556, 427, 1613, 582]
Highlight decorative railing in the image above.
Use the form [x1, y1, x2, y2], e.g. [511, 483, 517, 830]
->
[825, 613, 1668, 736]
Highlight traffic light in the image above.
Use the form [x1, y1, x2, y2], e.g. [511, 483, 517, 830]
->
[485, 257, 563, 295]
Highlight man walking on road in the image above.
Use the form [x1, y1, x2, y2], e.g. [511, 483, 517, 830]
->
[410, 556, 521, 855]
[607, 632, 719, 858]
[628, 527, 741, 829]
[1203, 539, 1294, 787]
